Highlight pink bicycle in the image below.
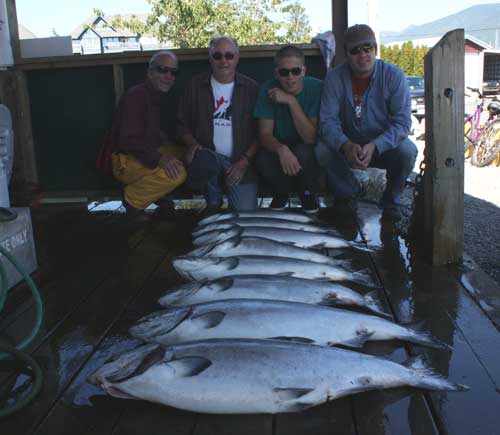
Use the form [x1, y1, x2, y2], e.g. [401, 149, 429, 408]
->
[464, 87, 500, 166]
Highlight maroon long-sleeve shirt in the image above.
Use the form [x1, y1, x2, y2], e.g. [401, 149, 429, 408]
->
[114, 80, 164, 168]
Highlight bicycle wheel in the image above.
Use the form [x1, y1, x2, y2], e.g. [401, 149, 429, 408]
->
[471, 119, 500, 167]
[464, 118, 475, 157]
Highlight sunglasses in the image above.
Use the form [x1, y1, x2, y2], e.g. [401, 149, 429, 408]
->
[277, 67, 303, 77]
[153, 65, 178, 76]
[349, 44, 375, 55]
[212, 52, 235, 61]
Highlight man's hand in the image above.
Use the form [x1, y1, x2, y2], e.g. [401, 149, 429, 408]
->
[277, 145, 302, 176]
[185, 143, 201, 165]
[268, 87, 294, 105]
[158, 155, 183, 179]
[358, 142, 376, 168]
[226, 157, 249, 186]
[341, 141, 365, 169]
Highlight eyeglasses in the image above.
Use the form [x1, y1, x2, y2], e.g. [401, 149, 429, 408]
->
[212, 52, 235, 61]
[277, 67, 303, 77]
[349, 44, 375, 55]
[153, 65, 178, 76]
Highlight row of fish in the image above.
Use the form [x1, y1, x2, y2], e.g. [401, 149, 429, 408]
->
[92, 209, 468, 414]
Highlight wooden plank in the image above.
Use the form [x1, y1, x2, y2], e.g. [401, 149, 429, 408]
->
[0, 204, 129, 335]
[0, 203, 118, 327]
[31, 213, 199, 435]
[5, 0, 20, 63]
[357, 202, 500, 435]
[0, 69, 38, 191]
[318, 207, 435, 435]
[423, 29, 465, 265]
[192, 414, 272, 435]
[275, 399, 355, 435]
[0, 216, 186, 434]
[15, 44, 322, 71]
[331, 0, 348, 66]
[113, 64, 124, 106]
[458, 253, 500, 329]
[12, 70, 38, 186]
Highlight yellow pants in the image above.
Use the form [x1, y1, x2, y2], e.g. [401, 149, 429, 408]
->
[112, 145, 187, 209]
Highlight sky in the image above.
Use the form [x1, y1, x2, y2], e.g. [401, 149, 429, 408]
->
[15, 0, 500, 38]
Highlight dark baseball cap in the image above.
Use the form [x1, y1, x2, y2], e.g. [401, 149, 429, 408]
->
[344, 24, 377, 51]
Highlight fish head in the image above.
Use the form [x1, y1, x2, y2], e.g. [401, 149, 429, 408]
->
[129, 307, 192, 342]
[198, 211, 236, 226]
[89, 343, 165, 398]
[158, 281, 208, 306]
[186, 244, 216, 257]
[192, 222, 232, 237]
[192, 226, 242, 246]
[91, 343, 213, 400]
[187, 236, 239, 257]
[173, 256, 220, 277]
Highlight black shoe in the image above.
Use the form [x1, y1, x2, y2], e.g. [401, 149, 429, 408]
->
[334, 197, 358, 215]
[299, 191, 319, 214]
[269, 195, 288, 210]
[122, 200, 150, 222]
[154, 198, 175, 219]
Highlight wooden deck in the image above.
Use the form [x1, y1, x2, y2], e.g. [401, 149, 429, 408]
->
[1, 201, 500, 435]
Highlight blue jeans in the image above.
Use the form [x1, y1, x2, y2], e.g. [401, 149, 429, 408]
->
[206, 152, 258, 211]
[315, 138, 417, 205]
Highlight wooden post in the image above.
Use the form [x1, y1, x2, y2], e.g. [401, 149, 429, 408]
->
[331, 0, 348, 66]
[0, 70, 39, 189]
[113, 63, 124, 106]
[5, 0, 20, 62]
[423, 29, 464, 265]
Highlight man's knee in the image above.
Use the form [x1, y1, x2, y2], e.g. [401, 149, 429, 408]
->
[314, 141, 336, 168]
[293, 143, 316, 165]
[391, 139, 418, 173]
[186, 149, 219, 191]
[398, 138, 418, 163]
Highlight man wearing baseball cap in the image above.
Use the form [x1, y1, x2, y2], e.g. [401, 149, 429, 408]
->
[317, 24, 417, 220]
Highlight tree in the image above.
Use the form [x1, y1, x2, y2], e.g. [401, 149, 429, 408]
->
[282, 1, 312, 43]
[380, 42, 429, 77]
[109, 0, 309, 48]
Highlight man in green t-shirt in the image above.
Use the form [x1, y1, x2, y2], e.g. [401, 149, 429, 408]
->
[254, 45, 322, 213]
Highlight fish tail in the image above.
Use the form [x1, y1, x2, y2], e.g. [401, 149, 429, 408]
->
[403, 320, 452, 350]
[404, 355, 469, 391]
[363, 290, 391, 318]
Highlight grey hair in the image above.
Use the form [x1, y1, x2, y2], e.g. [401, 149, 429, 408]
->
[208, 36, 239, 55]
[149, 50, 177, 67]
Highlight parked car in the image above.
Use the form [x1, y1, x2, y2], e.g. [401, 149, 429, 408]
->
[406, 75, 425, 120]
[482, 79, 500, 95]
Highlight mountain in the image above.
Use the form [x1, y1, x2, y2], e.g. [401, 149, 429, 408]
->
[381, 3, 500, 47]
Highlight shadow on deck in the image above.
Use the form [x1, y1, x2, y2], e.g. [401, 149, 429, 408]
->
[1, 200, 500, 435]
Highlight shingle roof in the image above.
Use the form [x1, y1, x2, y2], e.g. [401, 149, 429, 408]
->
[70, 14, 148, 39]
[18, 24, 37, 39]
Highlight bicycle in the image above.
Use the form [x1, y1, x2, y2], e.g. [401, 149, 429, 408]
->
[464, 87, 500, 165]
[471, 98, 500, 167]
[464, 87, 487, 157]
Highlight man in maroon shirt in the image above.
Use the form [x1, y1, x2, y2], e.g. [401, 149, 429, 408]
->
[111, 50, 187, 217]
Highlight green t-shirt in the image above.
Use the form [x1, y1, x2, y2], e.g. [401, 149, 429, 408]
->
[253, 76, 322, 145]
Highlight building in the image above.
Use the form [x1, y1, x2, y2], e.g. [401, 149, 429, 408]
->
[70, 13, 171, 55]
[384, 34, 490, 92]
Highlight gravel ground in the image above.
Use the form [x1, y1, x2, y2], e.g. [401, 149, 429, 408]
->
[362, 133, 500, 286]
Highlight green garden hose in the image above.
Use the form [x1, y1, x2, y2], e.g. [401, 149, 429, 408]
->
[0, 208, 44, 418]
